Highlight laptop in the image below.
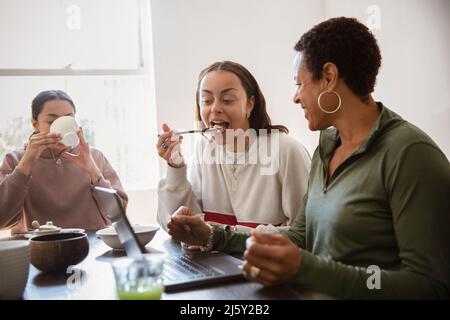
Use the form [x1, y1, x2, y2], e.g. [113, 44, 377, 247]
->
[93, 186, 245, 292]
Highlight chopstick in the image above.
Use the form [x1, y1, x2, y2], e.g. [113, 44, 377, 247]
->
[158, 128, 220, 137]
[175, 128, 220, 135]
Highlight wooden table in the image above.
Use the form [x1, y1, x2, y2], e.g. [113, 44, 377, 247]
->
[21, 230, 326, 300]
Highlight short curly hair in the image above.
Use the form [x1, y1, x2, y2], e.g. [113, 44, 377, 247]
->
[295, 17, 381, 101]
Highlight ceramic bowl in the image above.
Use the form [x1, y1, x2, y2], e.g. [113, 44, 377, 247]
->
[96, 225, 159, 250]
[30, 232, 89, 273]
[49, 116, 79, 148]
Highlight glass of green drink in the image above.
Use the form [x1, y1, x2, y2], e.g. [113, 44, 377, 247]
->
[111, 253, 165, 300]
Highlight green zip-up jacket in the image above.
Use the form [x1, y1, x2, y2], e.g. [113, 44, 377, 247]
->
[211, 103, 450, 299]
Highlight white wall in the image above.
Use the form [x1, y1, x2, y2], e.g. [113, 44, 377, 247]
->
[150, 0, 325, 161]
[324, 0, 450, 157]
[150, 0, 449, 162]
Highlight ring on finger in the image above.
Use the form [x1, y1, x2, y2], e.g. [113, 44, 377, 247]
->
[250, 265, 261, 279]
[161, 141, 168, 150]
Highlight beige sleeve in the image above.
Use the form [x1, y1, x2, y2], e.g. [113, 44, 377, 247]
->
[157, 160, 203, 232]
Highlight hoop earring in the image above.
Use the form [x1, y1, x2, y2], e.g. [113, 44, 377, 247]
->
[317, 91, 342, 114]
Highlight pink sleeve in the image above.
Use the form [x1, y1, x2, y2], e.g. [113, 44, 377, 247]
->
[0, 152, 31, 229]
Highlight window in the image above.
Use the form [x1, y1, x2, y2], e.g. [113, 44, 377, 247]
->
[0, 0, 159, 190]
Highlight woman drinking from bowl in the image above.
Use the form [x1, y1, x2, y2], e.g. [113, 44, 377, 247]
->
[0, 90, 128, 233]
[157, 61, 311, 234]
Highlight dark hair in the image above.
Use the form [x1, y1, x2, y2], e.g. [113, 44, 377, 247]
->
[31, 90, 76, 120]
[195, 61, 288, 134]
[294, 17, 382, 102]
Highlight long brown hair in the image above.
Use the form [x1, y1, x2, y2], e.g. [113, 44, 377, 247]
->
[195, 61, 288, 134]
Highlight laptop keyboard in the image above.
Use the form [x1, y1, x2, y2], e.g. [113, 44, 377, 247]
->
[163, 254, 224, 281]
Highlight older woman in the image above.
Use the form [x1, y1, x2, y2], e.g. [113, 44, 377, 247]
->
[167, 17, 449, 299]
[0, 90, 127, 233]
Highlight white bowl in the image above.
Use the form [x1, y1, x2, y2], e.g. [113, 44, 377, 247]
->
[0, 240, 30, 300]
[96, 225, 159, 250]
[50, 116, 79, 148]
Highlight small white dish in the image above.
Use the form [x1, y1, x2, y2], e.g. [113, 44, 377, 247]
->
[96, 225, 159, 250]
[24, 228, 86, 239]
[62, 228, 85, 234]
[33, 228, 61, 235]
[50, 116, 79, 148]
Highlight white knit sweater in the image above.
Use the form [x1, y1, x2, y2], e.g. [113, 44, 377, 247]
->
[157, 132, 311, 233]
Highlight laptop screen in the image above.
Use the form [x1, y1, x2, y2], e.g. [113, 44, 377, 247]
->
[92, 186, 144, 257]
[93, 187, 245, 292]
